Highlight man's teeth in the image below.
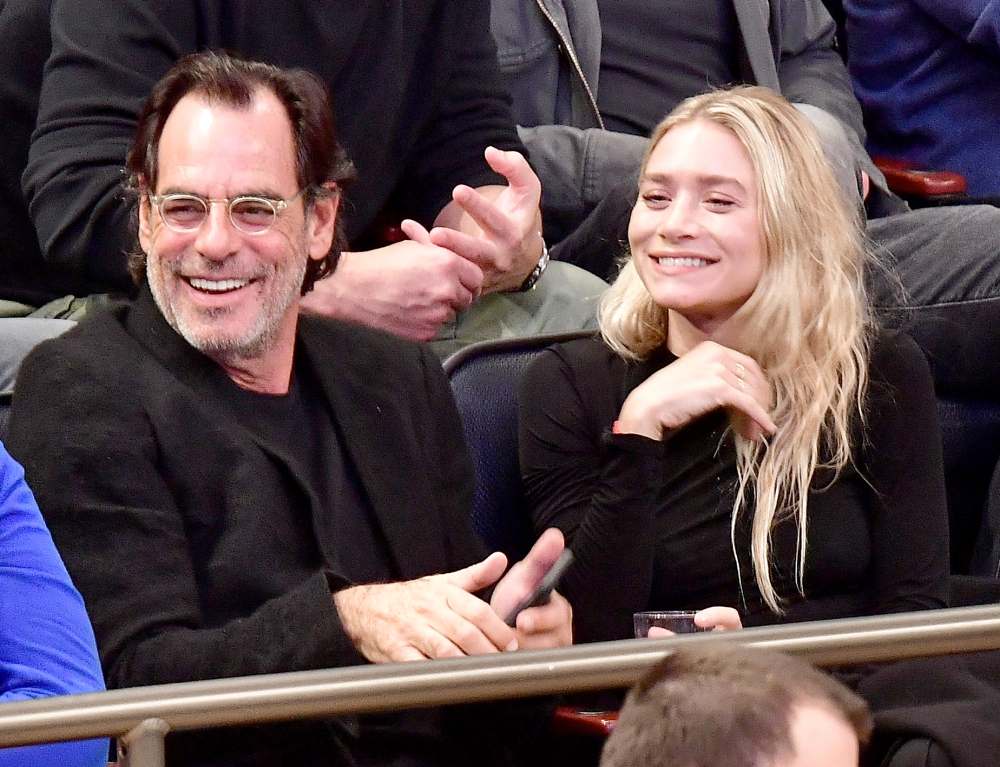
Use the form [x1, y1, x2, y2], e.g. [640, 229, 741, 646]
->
[189, 277, 249, 292]
[655, 256, 711, 268]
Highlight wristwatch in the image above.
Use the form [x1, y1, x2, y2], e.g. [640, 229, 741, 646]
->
[517, 237, 550, 292]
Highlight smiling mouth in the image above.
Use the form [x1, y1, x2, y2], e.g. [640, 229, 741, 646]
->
[186, 277, 251, 293]
[652, 256, 713, 268]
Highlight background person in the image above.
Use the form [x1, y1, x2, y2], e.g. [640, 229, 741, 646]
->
[491, 0, 1000, 399]
[846, 0, 1000, 199]
[600, 645, 872, 767]
[0, 441, 108, 767]
[2, 0, 604, 356]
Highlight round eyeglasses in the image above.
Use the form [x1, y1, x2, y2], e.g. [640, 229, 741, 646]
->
[147, 188, 308, 235]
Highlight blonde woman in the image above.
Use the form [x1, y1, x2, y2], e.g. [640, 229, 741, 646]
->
[518, 86, 949, 643]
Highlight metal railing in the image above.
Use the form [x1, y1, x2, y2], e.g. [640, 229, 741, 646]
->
[3, 605, 1000, 766]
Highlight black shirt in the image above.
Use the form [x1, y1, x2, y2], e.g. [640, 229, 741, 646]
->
[229, 354, 450, 767]
[596, 0, 742, 135]
[518, 332, 950, 644]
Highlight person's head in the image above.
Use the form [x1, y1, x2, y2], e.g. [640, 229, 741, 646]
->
[126, 51, 354, 363]
[599, 87, 875, 613]
[601, 646, 872, 767]
[601, 85, 867, 356]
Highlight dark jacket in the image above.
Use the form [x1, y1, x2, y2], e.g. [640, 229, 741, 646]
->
[7, 288, 500, 766]
[7, 0, 521, 305]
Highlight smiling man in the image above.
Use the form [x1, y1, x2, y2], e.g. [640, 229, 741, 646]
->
[7, 52, 571, 767]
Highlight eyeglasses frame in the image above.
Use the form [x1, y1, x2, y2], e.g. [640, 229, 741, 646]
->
[146, 187, 310, 236]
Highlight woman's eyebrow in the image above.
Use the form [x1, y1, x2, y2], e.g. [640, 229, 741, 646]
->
[640, 171, 746, 193]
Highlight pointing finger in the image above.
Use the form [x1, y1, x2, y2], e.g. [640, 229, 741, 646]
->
[484, 146, 540, 196]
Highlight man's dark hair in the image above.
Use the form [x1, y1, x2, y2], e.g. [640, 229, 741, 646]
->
[125, 50, 355, 293]
[600, 645, 873, 767]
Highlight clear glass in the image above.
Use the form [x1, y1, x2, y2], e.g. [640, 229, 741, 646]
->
[148, 188, 307, 235]
[633, 610, 707, 637]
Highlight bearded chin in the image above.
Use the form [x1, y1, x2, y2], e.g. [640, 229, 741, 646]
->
[147, 243, 310, 364]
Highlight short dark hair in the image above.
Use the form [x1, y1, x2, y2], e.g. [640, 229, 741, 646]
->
[125, 50, 355, 293]
[600, 645, 873, 767]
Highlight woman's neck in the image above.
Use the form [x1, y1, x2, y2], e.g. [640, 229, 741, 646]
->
[666, 309, 739, 356]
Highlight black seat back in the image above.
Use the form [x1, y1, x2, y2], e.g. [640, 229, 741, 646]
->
[444, 331, 591, 559]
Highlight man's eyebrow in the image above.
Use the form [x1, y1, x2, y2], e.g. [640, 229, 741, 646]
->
[640, 172, 747, 192]
[156, 186, 288, 199]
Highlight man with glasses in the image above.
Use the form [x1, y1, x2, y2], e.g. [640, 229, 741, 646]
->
[7, 52, 572, 767]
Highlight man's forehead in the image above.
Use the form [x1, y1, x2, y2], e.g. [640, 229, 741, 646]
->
[156, 89, 298, 190]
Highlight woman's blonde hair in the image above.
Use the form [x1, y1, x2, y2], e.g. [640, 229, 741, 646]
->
[599, 86, 874, 613]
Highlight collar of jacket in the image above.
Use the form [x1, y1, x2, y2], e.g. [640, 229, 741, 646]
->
[124, 284, 450, 580]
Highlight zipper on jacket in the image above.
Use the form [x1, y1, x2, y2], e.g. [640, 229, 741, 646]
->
[533, 0, 605, 130]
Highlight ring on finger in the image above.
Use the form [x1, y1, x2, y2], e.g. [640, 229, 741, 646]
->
[733, 363, 748, 388]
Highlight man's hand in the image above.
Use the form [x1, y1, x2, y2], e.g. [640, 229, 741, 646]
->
[430, 146, 544, 294]
[334, 552, 517, 663]
[300, 226, 484, 341]
[490, 528, 573, 650]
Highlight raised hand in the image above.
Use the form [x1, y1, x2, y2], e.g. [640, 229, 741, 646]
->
[430, 146, 544, 294]
[300, 222, 484, 341]
[617, 340, 776, 442]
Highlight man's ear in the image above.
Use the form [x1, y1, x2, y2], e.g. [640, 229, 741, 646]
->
[306, 183, 340, 262]
[137, 185, 154, 255]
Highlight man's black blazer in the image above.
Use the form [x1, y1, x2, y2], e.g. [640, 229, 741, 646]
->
[7, 287, 499, 765]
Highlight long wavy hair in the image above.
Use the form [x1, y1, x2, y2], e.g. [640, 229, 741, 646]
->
[599, 86, 875, 612]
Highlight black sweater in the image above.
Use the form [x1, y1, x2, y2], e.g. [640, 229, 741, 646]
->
[518, 332, 950, 643]
[6, 0, 521, 305]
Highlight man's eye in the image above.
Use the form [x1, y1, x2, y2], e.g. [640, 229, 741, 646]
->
[162, 198, 205, 221]
[232, 200, 275, 222]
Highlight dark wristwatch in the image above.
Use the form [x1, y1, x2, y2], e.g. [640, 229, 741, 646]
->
[517, 237, 550, 292]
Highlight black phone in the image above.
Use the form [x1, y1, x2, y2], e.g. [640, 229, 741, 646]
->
[503, 549, 574, 627]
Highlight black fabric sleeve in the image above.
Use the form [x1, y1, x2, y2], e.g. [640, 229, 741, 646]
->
[7, 338, 366, 689]
[22, 0, 199, 294]
[518, 345, 666, 643]
[397, 0, 524, 226]
[860, 332, 951, 613]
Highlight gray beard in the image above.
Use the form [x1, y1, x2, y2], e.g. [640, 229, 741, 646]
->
[147, 247, 309, 365]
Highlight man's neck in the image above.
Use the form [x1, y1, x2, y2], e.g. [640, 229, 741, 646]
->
[214, 318, 299, 395]
[219, 354, 294, 395]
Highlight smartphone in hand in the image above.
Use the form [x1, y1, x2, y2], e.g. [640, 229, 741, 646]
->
[503, 549, 574, 627]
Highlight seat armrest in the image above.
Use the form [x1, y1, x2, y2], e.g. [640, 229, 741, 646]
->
[873, 156, 967, 199]
[551, 706, 618, 737]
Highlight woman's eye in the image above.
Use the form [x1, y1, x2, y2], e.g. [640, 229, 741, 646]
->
[706, 197, 735, 208]
[642, 192, 670, 206]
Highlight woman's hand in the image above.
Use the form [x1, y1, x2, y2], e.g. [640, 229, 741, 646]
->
[646, 606, 743, 637]
[616, 341, 775, 441]
[694, 606, 742, 631]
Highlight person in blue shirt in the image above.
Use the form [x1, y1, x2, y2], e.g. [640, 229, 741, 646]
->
[0, 440, 108, 767]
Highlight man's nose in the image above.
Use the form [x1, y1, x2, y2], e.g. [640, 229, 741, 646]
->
[194, 201, 239, 259]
